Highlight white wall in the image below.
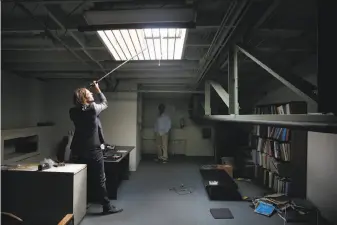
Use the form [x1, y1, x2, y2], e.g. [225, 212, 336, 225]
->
[142, 96, 213, 156]
[307, 132, 337, 223]
[99, 91, 139, 171]
[1, 71, 46, 129]
[43, 80, 141, 171]
[258, 70, 337, 223]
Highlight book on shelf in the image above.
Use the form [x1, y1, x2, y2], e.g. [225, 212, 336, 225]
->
[253, 103, 291, 115]
[252, 137, 291, 162]
[252, 126, 290, 142]
[256, 166, 291, 195]
[253, 102, 305, 115]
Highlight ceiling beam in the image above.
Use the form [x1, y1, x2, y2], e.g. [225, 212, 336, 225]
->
[14, 71, 196, 79]
[13, 2, 100, 76]
[2, 13, 310, 35]
[2, 0, 181, 4]
[1, 31, 214, 49]
[44, 4, 108, 74]
[2, 14, 219, 34]
[2, 60, 199, 71]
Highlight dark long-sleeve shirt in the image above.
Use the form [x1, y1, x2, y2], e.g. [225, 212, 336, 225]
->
[69, 92, 108, 158]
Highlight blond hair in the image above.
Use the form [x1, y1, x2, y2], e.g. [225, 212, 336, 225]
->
[73, 88, 88, 106]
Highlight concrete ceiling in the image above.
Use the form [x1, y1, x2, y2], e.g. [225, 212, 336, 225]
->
[1, 0, 317, 106]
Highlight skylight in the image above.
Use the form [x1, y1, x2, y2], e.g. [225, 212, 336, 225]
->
[97, 28, 187, 61]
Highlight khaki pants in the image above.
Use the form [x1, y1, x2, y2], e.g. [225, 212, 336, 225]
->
[156, 133, 169, 160]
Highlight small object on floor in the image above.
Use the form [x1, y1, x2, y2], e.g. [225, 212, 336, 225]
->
[169, 184, 193, 195]
[209, 180, 218, 185]
[210, 208, 234, 219]
[242, 196, 251, 201]
[236, 178, 251, 182]
[200, 164, 218, 170]
[254, 201, 275, 217]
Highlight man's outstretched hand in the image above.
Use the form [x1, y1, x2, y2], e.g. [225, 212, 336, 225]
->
[92, 81, 101, 93]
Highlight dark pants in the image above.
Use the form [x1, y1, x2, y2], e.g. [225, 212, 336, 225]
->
[72, 150, 111, 209]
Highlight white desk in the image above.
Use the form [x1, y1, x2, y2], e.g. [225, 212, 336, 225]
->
[1, 164, 87, 225]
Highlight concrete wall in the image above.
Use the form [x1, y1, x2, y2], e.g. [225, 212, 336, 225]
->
[141, 96, 213, 156]
[258, 71, 337, 223]
[1, 71, 55, 160]
[42, 79, 140, 171]
[1, 71, 46, 129]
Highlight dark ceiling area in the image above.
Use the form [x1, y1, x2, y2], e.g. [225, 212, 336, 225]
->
[1, 0, 319, 108]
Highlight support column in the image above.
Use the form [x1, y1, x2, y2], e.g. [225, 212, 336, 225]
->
[205, 81, 211, 115]
[228, 46, 239, 115]
[317, 0, 337, 115]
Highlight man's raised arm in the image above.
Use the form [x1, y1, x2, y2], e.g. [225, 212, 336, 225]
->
[92, 81, 108, 115]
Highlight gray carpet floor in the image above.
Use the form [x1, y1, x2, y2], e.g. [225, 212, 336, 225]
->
[81, 156, 289, 225]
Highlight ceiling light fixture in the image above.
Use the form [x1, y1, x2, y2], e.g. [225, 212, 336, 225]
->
[97, 28, 187, 61]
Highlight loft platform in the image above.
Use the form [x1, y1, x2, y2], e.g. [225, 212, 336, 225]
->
[205, 114, 337, 133]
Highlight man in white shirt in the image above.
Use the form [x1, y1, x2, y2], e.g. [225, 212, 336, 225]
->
[154, 104, 171, 163]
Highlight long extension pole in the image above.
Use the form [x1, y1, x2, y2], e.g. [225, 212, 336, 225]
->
[89, 48, 147, 87]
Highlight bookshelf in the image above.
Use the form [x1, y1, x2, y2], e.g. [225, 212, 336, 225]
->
[249, 101, 308, 198]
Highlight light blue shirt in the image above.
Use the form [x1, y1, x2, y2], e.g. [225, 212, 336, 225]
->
[154, 113, 171, 135]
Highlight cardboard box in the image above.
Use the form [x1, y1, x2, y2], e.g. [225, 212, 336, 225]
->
[217, 164, 233, 178]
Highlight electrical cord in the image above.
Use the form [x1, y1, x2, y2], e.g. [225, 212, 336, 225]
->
[169, 184, 194, 195]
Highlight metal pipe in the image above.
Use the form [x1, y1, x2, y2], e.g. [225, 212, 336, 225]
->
[202, 0, 236, 62]
[194, 0, 250, 87]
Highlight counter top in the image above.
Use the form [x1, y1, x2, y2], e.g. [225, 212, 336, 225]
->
[2, 163, 87, 174]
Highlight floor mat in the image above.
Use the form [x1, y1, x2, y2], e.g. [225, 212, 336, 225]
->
[210, 208, 234, 219]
